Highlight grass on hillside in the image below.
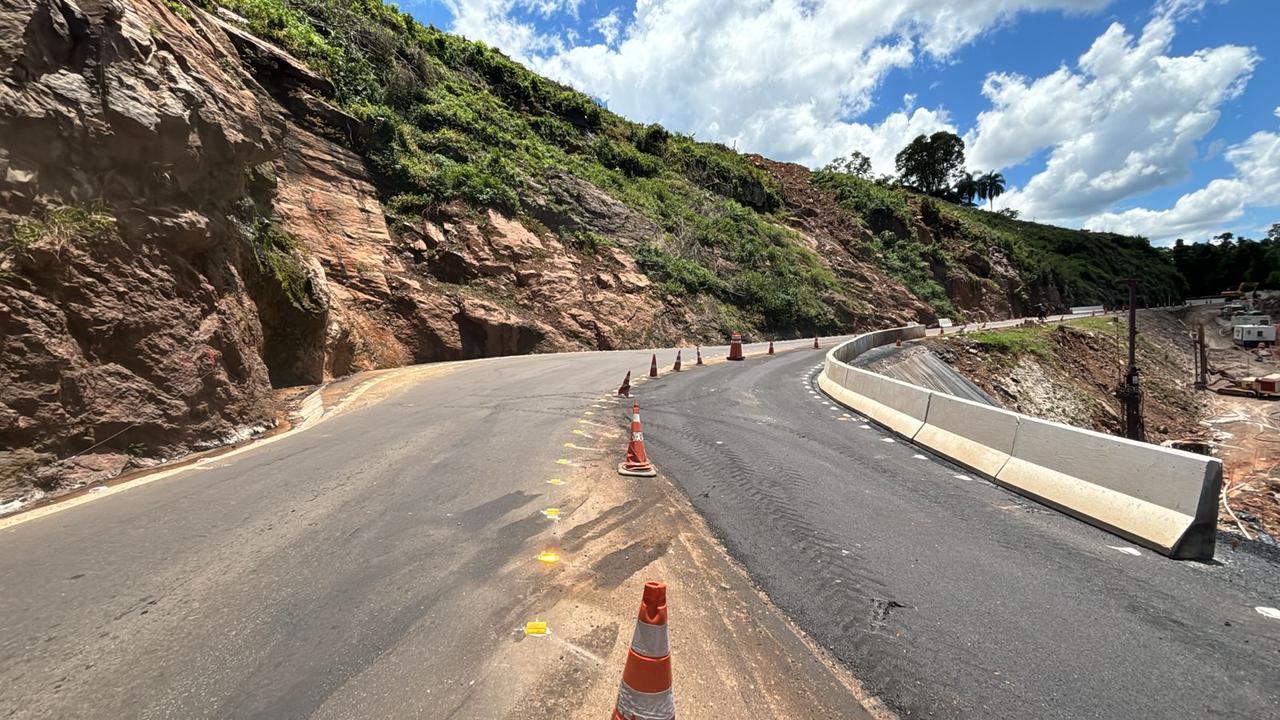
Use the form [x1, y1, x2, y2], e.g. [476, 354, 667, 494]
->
[966, 316, 1122, 358]
[207, 0, 835, 332]
[201, 0, 1185, 332]
[812, 168, 1185, 313]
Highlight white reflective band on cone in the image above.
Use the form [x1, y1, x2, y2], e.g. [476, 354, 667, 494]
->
[632, 432, 644, 442]
[630, 621, 670, 658]
[632, 414, 641, 421]
[615, 683, 675, 720]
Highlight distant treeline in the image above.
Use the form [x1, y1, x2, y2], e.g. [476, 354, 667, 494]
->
[1164, 226, 1280, 297]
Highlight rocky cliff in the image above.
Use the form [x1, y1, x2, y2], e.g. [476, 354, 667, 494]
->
[0, 0, 1186, 505]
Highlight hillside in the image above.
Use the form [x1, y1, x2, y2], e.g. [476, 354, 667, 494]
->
[0, 0, 1184, 497]
[932, 314, 1205, 444]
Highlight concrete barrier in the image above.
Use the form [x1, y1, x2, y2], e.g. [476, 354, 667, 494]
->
[840, 369, 932, 438]
[997, 416, 1221, 559]
[819, 323, 1223, 559]
[915, 392, 1019, 477]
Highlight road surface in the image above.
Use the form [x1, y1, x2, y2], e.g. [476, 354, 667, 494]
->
[0, 338, 870, 720]
[3, 328, 1278, 720]
[640, 343, 1280, 719]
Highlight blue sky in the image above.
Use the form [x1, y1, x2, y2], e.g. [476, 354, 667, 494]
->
[403, 0, 1279, 244]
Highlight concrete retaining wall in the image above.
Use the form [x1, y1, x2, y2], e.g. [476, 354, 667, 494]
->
[820, 323, 1222, 559]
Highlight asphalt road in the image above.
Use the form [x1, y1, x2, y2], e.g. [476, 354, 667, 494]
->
[640, 346, 1280, 720]
[0, 338, 863, 720]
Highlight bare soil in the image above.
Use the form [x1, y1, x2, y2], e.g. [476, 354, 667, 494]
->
[932, 309, 1280, 542]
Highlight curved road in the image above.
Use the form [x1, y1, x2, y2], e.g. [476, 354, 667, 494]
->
[0, 339, 866, 720]
[2, 332, 1278, 719]
[641, 343, 1280, 719]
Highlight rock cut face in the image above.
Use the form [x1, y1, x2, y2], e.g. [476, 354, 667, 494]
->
[0, 0, 691, 499]
[1, 0, 288, 496]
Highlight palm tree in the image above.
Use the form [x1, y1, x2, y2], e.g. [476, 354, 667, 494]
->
[955, 172, 979, 206]
[980, 171, 1006, 211]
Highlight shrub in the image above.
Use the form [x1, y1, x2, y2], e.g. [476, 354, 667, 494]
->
[2, 203, 116, 280]
[245, 219, 318, 313]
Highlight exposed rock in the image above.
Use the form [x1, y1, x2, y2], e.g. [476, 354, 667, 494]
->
[526, 171, 663, 244]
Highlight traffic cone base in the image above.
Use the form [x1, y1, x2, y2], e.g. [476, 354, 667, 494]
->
[618, 462, 658, 478]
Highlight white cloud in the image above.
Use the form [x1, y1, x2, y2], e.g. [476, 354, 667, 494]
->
[443, 0, 1111, 172]
[592, 9, 622, 46]
[442, 0, 583, 56]
[1274, 106, 1280, 119]
[1086, 127, 1280, 243]
[967, 11, 1257, 225]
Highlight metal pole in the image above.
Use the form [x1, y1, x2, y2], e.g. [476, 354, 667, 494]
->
[1196, 324, 1208, 389]
[1115, 279, 1145, 442]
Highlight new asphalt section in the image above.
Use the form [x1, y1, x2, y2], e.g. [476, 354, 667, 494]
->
[639, 346, 1280, 720]
[0, 338, 863, 720]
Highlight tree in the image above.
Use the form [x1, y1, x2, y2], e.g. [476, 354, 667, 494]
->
[1268, 223, 1280, 242]
[895, 132, 965, 197]
[824, 151, 873, 178]
[955, 171, 979, 206]
[978, 171, 1006, 211]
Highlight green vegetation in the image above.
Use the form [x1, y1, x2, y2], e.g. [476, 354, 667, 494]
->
[811, 169, 912, 232]
[968, 316, 1120, 358]
[813, 163, 1185, 310]
[968, 325, 1053, 357]
[961, 207, 1187, 306]
[867, 230, 958, 319]
[244, 218, 318, 313]
[211, 0, 1195, 331]
[566, 229, 613, 255]
[895, 132, 965, 196]
[212, 0, 830, 331]
[2, 203, 115, 281]
[1168, 225, 1280, 295]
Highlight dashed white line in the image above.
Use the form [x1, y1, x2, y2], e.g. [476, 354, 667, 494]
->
[1257, 607, 1280, 620]
[880, 438, 895, 443]
[1109, 546, 1141, 556]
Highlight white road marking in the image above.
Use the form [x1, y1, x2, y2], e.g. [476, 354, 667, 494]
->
[880, 438, 895, 443]
[1257, 607, 1280, 620]
[953, 474, 972, 481]
[912, 454, 927, 460]
[1108, 546, 1141, 556]
[859, 424, 871, 429]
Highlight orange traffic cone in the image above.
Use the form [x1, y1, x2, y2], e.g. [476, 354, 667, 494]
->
[649, 354, 659, 378]
[727, 333, 744, 361]
[813, 336, 820, 349]
[767, 341, 774, 355]
[618, 402, 657, 478]
[618, 371, 632, 397]
[672, 351, 682, 372]
[695, 346, 704, 366]
[895, 339, 901, 347]
[612, 582, 674, 720]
